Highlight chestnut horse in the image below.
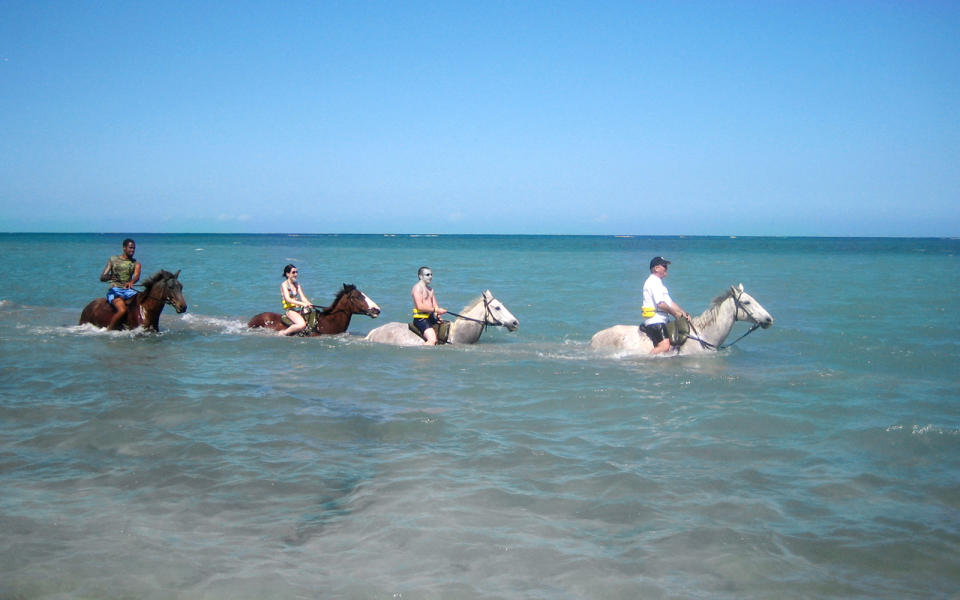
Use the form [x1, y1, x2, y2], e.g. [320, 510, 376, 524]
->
[247, 284, 381, 335]
[79, 269, 188, 331]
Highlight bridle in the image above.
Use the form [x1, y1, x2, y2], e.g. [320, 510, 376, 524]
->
[445, 294, 506, 331]
[685, 288, 762, 351]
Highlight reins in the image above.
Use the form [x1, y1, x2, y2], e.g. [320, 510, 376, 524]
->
[444, 294, 504, 330]
[686, 321, 761, 350]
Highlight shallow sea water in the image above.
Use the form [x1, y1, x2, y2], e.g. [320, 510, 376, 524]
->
[1, 233, 958, 599]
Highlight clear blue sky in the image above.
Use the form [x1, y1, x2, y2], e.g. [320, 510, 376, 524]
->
[2, 1, 958, 236]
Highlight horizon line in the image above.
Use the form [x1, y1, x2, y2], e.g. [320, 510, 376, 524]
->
[1, 231, 957, 240]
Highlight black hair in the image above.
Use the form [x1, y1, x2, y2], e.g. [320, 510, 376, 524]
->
[283, 264, 297, 277]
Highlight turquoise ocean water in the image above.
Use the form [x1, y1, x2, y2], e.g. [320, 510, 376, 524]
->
[1, 233, 958, 599]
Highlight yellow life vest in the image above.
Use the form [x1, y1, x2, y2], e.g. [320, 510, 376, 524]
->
[412, 309, 432, 319]
[282, 282, 302, 311]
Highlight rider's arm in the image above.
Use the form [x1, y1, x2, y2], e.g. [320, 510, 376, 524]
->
[658, 300, 689, 320]
[429, 293, 446, 317]
[125, 262, 142, 289]
[298, 286, 312, 308]
[100, 260, 113, 282]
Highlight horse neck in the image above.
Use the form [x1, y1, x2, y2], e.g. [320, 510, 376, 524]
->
[449, 298, 485, 343]
[318, 296, 354, 333]
[137, 284, 166, 328]
[691, 295, 738, 346]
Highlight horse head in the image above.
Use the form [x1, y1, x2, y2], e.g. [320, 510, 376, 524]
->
[340, 284, 381, 318]
[143, 269, 188, 314]
[731, 283, 772, 329]
[481, 290, 519, 331]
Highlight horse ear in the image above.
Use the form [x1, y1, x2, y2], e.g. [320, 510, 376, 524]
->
[174, 270, 181, 279]
[738, 283, 744, 291]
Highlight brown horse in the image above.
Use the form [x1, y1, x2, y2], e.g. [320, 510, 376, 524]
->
[79, 270, 188, 331]
[248, 284, 381, 335]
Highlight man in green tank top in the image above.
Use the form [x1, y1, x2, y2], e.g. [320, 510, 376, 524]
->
[99, 238, 141, 330]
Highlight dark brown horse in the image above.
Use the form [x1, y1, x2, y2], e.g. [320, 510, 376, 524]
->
[79, 270, 188, 331]
[248, 284, 381, 335]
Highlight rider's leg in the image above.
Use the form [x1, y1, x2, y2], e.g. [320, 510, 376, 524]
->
[649, 338, 672, 355]
[108, 298, 127, 330]
[279, 310, 306, 336]
[423, 327, 438, 345]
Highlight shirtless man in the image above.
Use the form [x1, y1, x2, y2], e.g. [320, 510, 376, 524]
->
[411, 266, 447, 345]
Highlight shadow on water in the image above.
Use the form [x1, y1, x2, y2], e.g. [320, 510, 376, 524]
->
[280, 474, 369, 546]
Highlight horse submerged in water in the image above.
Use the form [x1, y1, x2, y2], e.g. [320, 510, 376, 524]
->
[365, 290, 519, 346]
[247, 284, 381, 335]
[590, 284, 773, 356]
[79, 270, 187, 331]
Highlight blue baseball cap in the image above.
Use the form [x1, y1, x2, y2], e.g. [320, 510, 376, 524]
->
[649, 256, 671, 269]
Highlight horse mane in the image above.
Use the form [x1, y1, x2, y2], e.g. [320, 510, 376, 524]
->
[697, 287, 736, 328]
[710, 288, 736, 307]
[319, 284, 357, 315]
[461, 294, 484, 313]
[141, 270, 175, 292]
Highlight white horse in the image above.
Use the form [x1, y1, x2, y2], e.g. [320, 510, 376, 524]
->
[590, 284, 773, 356]
[365, 290, 519, 346]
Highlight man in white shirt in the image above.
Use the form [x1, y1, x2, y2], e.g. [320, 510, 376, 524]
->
[641, 256, 690, 354]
